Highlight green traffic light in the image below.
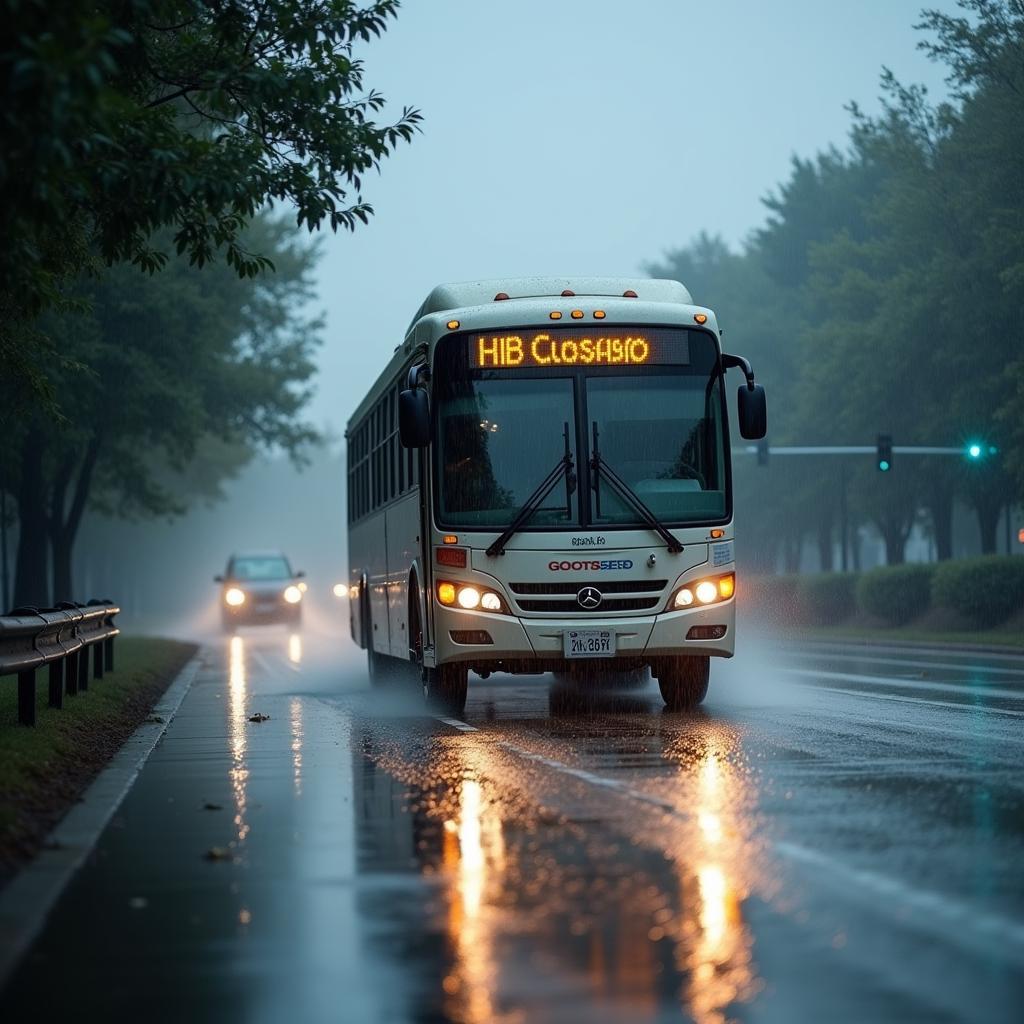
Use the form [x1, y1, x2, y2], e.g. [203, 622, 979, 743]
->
[879, 459, 890, 472]
[968, 443, 982, 459]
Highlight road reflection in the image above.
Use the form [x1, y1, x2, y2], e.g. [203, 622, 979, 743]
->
[666, 736, 760, 1023]
[227, 634, 250, 845]
[358, 707, 765, 1023]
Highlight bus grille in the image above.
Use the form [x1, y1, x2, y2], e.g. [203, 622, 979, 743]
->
[510, 580, 667, 596]
[515, 596, 663, 613]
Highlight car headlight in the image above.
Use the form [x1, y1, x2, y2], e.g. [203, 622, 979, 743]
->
[332, 583, 346, 598]
[225, 587, 246, 607]
[671, 573, 734, 610]
[283, 585, 303, 604]
[436, 580, 505, 613]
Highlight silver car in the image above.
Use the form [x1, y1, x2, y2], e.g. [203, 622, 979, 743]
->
[215, 551, 305, 631]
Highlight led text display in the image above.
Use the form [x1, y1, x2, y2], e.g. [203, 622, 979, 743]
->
[472, 332, 661, 369]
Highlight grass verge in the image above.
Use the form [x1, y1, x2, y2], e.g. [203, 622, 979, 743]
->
[0, 636, 197, 885]
[787, 624, 1024, 650]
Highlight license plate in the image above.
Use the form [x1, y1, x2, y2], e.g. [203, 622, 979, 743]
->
[564, 630, 615, 659]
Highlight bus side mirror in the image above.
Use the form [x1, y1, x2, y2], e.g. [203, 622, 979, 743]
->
[399, 388, 430, 448]
[737, 384, 767, 440]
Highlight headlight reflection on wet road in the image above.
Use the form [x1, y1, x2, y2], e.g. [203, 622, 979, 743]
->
[228, 634, 251, 845]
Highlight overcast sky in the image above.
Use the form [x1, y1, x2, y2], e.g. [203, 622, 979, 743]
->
[306, 0, 955, 437]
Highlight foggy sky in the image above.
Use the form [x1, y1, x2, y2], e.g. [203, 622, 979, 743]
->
[308, 0, 955, 437]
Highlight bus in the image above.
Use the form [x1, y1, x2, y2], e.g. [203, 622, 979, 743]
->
[346, 278, 766, 715]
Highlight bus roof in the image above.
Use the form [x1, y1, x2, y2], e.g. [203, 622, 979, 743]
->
[409, 277, 693, 329]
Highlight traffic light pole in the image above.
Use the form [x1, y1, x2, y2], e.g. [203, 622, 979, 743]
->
[739, 446, 967, 456]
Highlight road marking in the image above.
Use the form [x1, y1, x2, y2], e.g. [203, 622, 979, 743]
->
[442, 721, 1024, 963]
[437, 716, 478, 732]
[791, 682, 1024, 718]
[776, 841, 1024, 956]
[793, 640, 1024, 664]
[786, 650, 1024, 678]
[782, 666, 1024, 702]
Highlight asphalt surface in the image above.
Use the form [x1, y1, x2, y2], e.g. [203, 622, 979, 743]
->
[3, 606, 1023, 1023]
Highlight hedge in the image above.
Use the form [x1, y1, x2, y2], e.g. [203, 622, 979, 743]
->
[796, 572, 858, 625]
[931, 556, 1024, 626]
[855, 563, 935, 624]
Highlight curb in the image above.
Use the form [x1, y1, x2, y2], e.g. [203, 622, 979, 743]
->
[0, 653, 202, 987]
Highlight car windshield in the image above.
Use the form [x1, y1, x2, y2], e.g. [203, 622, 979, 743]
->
[433, 328, 727, 529]
[230, 556, 292, 580]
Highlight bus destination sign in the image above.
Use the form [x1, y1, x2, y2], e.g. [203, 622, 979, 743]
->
[470, 328, 689, 369]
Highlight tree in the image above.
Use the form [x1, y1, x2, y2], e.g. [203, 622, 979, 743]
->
[1, 0, 420, 411]
[6, 214, 322, 605]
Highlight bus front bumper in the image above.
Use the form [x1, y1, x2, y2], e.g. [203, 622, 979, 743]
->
[432, 600, 735, 668]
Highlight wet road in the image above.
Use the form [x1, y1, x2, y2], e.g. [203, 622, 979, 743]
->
[4, 612, 1024, 1023]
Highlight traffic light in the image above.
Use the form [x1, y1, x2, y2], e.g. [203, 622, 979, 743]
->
[757, 438, 769, 466]
[966, 441, 998, 460]
[876, 434, 892, 472]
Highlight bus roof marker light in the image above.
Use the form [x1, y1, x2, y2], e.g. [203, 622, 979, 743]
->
[710, 529, 725, 539]
[694, 313, 708, 324]
[447, 320, 460, 330]
[623, 290, 638, 298]
[494, 292, 510, 301]
[571, 309, 584, 319]
[549, 311, 562, 320]
[443, 535, 459, 544]
[593, 310, 606, 319]
[561, 289, 575, 297]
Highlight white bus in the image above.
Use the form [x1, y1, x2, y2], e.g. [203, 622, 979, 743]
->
[346, 278, 766, 715]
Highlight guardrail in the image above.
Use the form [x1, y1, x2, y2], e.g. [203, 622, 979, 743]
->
[0, 600, 120, 726]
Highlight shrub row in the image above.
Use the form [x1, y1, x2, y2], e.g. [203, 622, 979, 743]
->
[747, 556, 1024, 628]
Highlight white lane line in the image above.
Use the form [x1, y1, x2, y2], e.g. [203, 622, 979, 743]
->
[791, 682, 1024, 718]
[436, 720, 1024, 962]
[793, 640, 1024, 664]
[782, 666, 1024, 702]
[776, 841, 1024, 953]
[437, 716, 478, 733]
[785, 650, 1024, 678]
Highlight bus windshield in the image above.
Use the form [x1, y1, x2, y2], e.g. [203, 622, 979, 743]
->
[433, 328, 728, 530]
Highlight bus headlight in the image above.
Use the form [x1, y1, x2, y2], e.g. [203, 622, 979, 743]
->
[670, 573, 734, 610]
[225, 587, 246, 607]
[437, 580, 505, 613]
[283, 585, 303, 604]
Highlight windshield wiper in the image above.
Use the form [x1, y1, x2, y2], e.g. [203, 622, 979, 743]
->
[590, 422, 684, 554]
[486, 423, 576, 557]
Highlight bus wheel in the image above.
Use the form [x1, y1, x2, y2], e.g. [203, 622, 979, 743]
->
[656, 657, 710, 711]
[424, 663, 468, 717]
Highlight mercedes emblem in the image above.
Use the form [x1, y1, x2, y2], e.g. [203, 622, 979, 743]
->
[577, 586, 603, 610]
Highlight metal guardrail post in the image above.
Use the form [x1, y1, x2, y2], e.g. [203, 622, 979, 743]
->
[18, 668, 36, 726]
[49, 660, 63, 709]
[66, 646, 79, 696]
[78, 646, 89, 692]
[104, 635, 114, 673]
[93, 640, 104, 680]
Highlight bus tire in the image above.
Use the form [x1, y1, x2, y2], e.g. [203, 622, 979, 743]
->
[424, 663, 468, 716]
[656, 656, 710, 711]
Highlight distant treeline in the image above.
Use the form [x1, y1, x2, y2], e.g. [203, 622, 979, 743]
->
[648, 1, 1024, 571]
